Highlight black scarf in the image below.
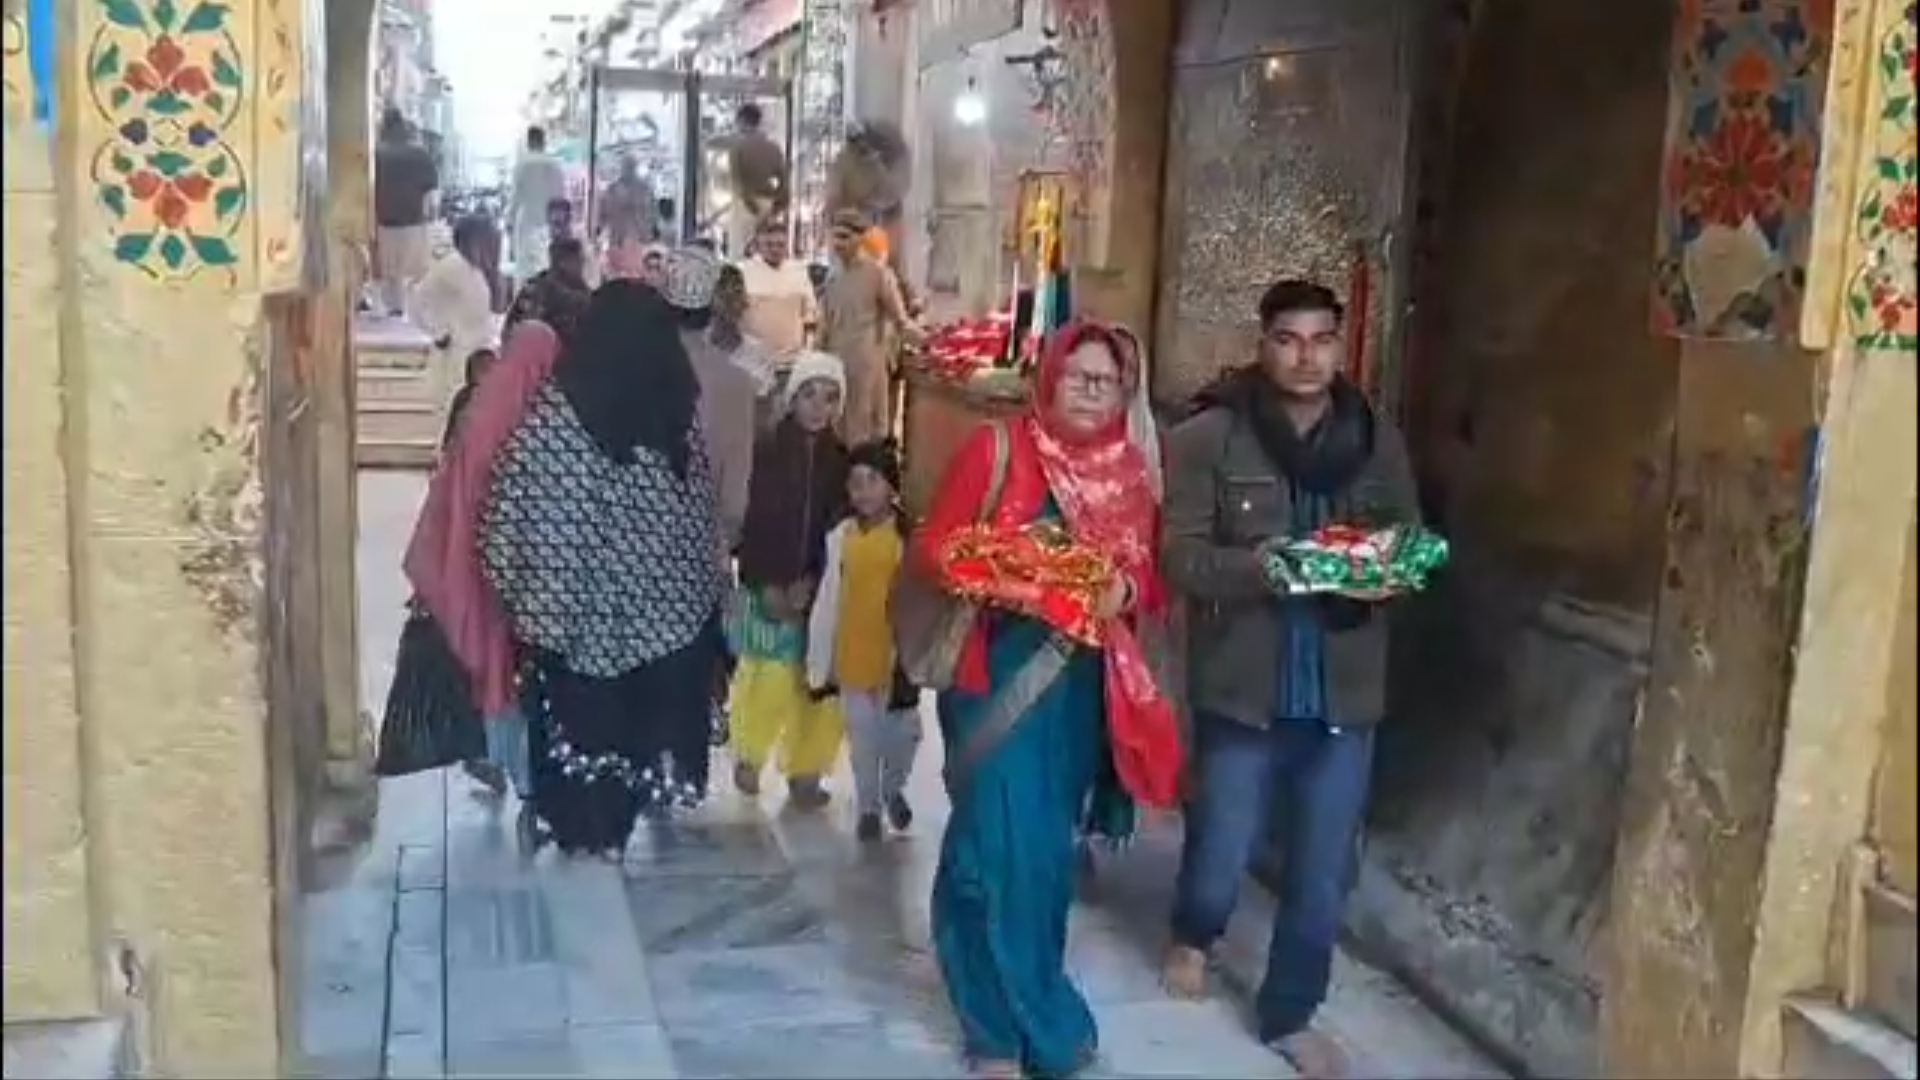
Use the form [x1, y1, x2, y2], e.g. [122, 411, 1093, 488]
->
[1195, 368, 1375, 496]
[554, 280, 700, 475]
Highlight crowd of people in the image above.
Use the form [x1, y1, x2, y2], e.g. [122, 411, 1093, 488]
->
[378, 97, 1418, 1080]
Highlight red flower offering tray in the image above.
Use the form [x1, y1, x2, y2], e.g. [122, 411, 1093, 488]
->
[918, 316, 1014, 382]
[937, 522, 1116, 646]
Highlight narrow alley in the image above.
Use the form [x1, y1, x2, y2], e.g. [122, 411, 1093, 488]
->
[292, 475, 1505, 1079]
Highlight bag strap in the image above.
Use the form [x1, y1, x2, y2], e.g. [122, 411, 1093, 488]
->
[977, 420, 1011, 524]
[943, 631, 1075, 796]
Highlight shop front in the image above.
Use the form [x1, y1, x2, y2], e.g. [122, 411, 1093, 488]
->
[884, 0, 1124, 507]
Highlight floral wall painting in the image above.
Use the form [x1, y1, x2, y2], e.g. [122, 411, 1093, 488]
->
[1845, 0, 1916, 351]
[1653, 0, 1833, 340]
[87, 0, 249, 280]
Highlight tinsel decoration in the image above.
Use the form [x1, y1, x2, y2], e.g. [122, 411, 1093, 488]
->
[1261, 524, 1451, 595]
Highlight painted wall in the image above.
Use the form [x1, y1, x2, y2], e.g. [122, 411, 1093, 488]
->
[1, 0, 326, 1072]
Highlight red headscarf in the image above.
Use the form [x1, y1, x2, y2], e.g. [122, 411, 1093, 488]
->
[1029, 320, 1183, 809]
[404, 320, 562, 715]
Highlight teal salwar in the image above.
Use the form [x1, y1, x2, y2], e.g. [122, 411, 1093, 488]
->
[931, 605, 1134, 1076]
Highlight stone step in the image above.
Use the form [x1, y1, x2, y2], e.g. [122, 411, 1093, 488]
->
[2, 1017, 134, 1079]
[1863, 882, 1916, 1039]
[1783, 994, 1918, 1080]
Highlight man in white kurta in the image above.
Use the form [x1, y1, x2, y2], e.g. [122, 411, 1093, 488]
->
[734, 218, 816, 364]
[411, 216, 500, 409]
[508, 125, 568, 277]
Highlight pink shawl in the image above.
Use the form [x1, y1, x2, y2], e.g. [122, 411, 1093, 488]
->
[402, 320, 561, 715]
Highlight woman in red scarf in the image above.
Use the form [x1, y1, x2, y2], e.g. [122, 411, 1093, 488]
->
[919, 320, 1183, 1078]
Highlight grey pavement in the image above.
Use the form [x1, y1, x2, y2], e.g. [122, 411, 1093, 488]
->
[295, 474, 1503, 1080]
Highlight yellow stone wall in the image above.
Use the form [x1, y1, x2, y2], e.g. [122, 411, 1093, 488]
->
[1873, 512, 1918, 896]
[2, 0, 321, 1072]
[4, 66, 102, 1026]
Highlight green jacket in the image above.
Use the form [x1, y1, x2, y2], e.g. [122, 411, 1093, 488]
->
[1160, 397, 1421, 728]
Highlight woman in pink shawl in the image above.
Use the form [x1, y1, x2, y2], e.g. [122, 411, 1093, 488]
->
[403, 319, 563, 817]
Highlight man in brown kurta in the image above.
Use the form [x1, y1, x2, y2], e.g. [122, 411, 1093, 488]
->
[819, 210, 916, 445]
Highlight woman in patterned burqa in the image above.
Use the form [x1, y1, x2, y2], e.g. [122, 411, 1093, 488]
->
[479, 279, 732, 858]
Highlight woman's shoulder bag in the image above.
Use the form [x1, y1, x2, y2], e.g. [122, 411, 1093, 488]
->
[888, 422, 1010, 690]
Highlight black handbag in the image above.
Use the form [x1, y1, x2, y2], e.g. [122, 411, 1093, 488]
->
[375, 604, 487, 777]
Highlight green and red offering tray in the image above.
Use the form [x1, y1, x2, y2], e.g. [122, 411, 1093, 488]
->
[1261, 524, 1450, 595]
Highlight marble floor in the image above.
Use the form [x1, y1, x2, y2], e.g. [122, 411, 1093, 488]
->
[298, 474, 1505, 1080]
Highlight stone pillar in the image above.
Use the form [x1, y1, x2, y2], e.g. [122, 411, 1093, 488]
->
[1600, 0, 1917, 1073]
[1734, 0, 1918, 1070]
[3, 42, 104, 1028]
[1597, 338, 1820, 1078]
[316, 0, 376, 828]
[0, 0, 320, 1072]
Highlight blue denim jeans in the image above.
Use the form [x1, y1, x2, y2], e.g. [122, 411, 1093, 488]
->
[1170, 713, 1375, 1041]
[484, 707, 531, 798]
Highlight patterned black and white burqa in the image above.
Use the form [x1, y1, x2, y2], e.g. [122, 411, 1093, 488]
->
[481, 279, 729, 856]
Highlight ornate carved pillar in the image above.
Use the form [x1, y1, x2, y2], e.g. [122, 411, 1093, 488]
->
[1053, 0, 1177, 340]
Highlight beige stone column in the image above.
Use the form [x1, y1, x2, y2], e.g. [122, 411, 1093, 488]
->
[4, 43, 105, 1027]
[1734, 0, 1918, 1069]
[317, 0, 376, 808]
[12, 0, 317, 1071]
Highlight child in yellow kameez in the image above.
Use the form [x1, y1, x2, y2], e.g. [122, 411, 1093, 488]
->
[728, 351, 851, 807]
[806, 439, 923, 841]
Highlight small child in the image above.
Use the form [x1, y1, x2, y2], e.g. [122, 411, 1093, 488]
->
[438, 346, 532, 808]
[440, 347, 497, 452]
[729, 351, 852, 808]
[805, 438, 923, 841]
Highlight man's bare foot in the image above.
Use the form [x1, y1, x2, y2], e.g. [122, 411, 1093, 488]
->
[969, 1058, 1021, 1079]
[1267, 1029, 1351, 1079]
[1161, 944, 1207, 1000]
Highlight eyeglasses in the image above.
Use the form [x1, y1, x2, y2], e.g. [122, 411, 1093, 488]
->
[1059, 371, 1124, 397]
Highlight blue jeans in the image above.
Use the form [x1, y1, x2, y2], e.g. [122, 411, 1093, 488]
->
[484, 707, 531, 797]
[1170, 713, 1375, 1041]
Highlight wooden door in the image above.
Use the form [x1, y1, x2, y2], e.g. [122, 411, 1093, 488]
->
[1151, 0, 1421, 413]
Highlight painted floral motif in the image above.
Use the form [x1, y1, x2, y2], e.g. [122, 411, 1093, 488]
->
[1652, 0, 1831, 339]
[86, 0, 247, 279]
[1845, 0, 1918, 350]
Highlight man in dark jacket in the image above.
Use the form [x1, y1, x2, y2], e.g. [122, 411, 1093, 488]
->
[372, 108, 440, 316]
[1158, 279, 1420, 1079]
